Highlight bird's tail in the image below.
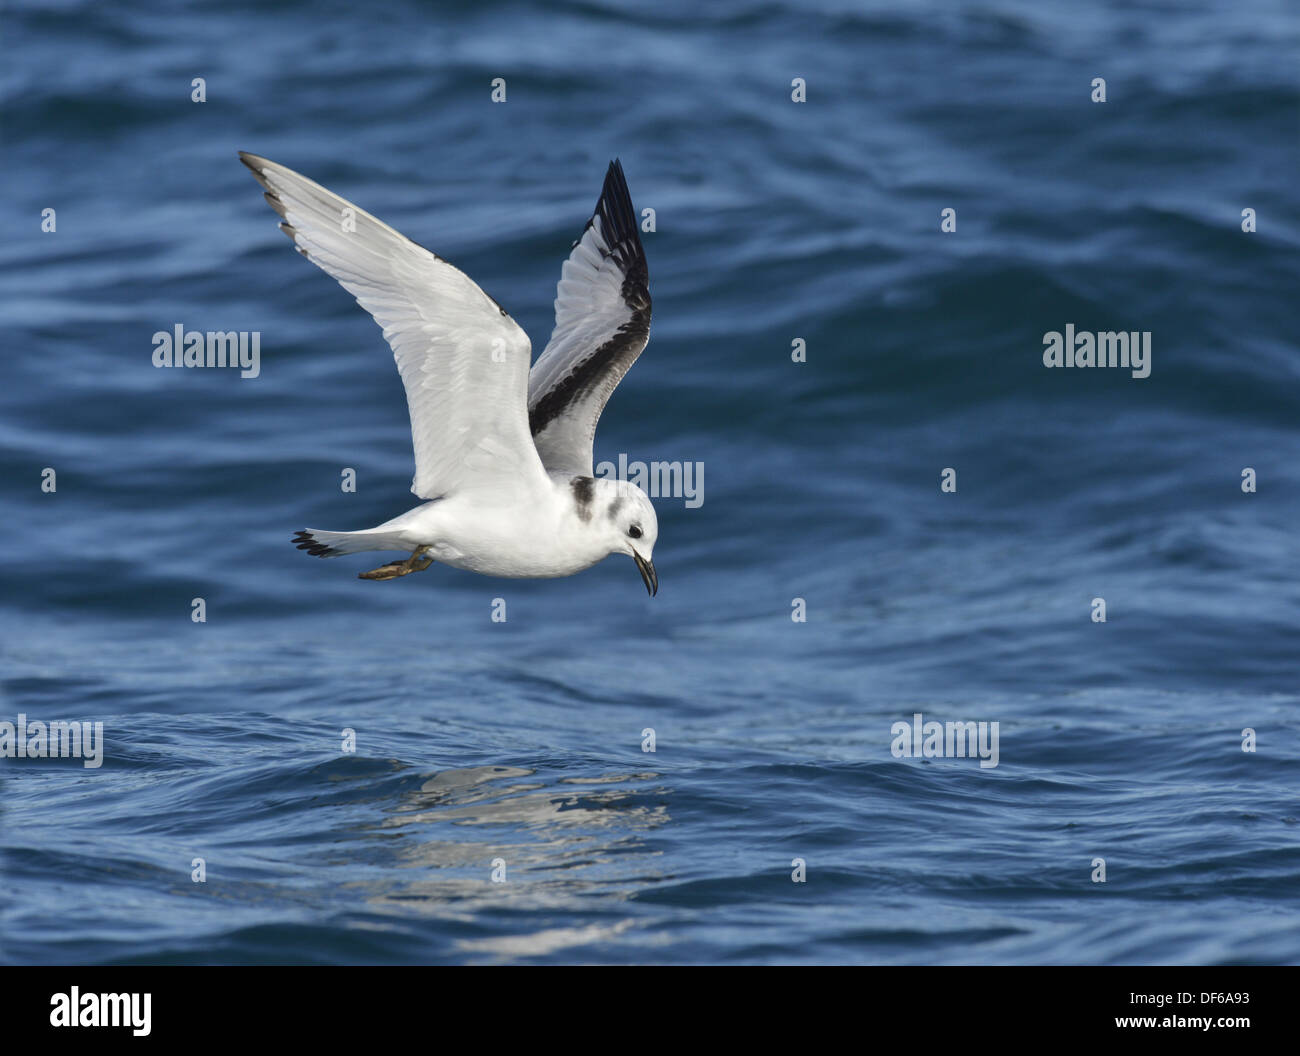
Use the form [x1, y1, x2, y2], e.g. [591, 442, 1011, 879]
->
[292, 528, 413, 558]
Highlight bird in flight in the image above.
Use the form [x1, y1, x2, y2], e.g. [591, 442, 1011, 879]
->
[239, 153, 658, 596]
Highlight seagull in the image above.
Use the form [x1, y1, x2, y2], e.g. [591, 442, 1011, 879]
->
[239, 152, 658, 596]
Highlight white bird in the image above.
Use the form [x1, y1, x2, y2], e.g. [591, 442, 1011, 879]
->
[239, 152, 658, 596]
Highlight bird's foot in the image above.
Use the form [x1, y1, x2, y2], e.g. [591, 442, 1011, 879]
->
[357, 562, 410, 581]
[358, 546, 433, 581]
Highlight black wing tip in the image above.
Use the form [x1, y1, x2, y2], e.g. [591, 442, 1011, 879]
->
[238, 150, 269, 183]
[599, 159, 635, 224]
[239, 153, 280, 203]
[293, 529, 339, 558]
[592, 158, 649, 307]
[238, 154, 299, 246]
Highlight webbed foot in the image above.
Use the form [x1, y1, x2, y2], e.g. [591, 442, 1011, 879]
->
[358, 546, 433, 581]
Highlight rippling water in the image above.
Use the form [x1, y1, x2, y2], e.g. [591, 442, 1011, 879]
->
[2, 0, 1298, 964]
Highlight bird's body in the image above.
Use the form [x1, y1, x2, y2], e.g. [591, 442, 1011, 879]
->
[240, 152, 659, 595]
[301, 474, 646, 580]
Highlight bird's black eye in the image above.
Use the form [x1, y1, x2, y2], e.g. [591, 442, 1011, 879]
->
[628, 524, 643, 539]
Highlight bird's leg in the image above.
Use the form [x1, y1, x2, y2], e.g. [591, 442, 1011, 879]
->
[358, 545, 434, 581]
[406, 547, 434, 572]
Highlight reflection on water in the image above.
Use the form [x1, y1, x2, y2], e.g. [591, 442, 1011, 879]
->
[357, 764, 670, 956]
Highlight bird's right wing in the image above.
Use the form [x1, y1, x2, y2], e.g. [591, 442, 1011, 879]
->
[527, 159, 651, 478]
[240, 152, 550, 501]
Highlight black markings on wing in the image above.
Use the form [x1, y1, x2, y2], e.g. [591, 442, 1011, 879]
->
[293, 529, 339, 558]
[529, 159, 651, 438]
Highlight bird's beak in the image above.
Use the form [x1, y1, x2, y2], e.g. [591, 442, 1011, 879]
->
[632, 550, 658, 597]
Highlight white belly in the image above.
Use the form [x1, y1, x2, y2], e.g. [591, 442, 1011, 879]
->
[393, 488, 608, 579]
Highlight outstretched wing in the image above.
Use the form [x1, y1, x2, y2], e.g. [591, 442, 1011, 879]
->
[527, 159, 651, 478]
[240, 152, 550, 501]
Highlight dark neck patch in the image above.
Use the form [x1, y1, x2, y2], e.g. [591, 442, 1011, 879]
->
[570, 476, 595, 521]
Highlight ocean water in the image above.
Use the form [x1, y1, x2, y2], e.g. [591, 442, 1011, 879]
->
[2, 0, 1298, 965]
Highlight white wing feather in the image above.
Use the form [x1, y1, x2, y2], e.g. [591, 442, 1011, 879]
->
[240, 152, 549, 501]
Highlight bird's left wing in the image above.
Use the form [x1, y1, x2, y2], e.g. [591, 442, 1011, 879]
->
[527, 159, 651, 478]
[240, 152, 550, 502]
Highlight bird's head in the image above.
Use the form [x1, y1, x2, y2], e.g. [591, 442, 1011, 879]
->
[587, 477, 658, 597]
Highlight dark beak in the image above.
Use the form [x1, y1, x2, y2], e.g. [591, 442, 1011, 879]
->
[632, 550, 658, 597]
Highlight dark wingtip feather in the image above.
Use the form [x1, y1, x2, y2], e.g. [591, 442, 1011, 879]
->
[293, 529, 339, 558]
[594, 159, 649, 312]
[239, 151, 273, 191]
[240, 159, 300, 249]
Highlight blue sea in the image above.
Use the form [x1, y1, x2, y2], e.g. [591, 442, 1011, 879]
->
[2, 0, 1298, 965]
